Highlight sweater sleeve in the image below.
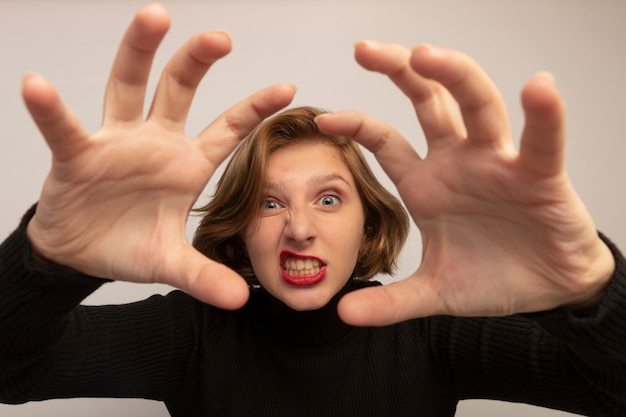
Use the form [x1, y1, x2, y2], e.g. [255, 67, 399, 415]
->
[427, 233, 626, 417]
[0, 206, 200, 404]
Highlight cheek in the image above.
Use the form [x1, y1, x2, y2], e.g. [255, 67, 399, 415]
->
[333, 221, 365, 259]
[244, 220, 280, 263]
[352, 228, 366, 258]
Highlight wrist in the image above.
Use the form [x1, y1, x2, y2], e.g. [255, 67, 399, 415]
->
[564, 238, 615, 314]
[26, 217, 80, 274]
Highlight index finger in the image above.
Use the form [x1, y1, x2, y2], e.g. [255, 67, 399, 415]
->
[409, 45, 511, 144]
[196, 84, 297, 167]
[354, 40, 465, 143]
[316, 110, 420, 187]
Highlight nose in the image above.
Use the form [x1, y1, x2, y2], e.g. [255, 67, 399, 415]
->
[284, 206, 317, 245]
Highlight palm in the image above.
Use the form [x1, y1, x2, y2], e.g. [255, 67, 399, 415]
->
[24, 4, 295, 309]
[404, 132, 589, 316]
[317, 41, 613, 324]
[37, 122, 211, 281]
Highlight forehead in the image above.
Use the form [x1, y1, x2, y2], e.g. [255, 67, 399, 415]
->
[265, 141, 355, 183]
[268, 141, 347, 168]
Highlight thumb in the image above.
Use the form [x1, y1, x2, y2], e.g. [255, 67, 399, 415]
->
[171, 248, 250, 310]
[338, 277, 438, 326]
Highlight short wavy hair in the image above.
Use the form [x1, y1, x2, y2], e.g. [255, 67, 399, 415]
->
[193, 106, 409, 283]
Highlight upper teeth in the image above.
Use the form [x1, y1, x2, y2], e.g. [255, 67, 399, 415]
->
[283, 257, 321, 276]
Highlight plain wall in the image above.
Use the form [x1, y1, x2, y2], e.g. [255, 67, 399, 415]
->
[1, 0, 625, 416]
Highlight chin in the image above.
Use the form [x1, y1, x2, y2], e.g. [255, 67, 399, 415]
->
[280, 291, 334, 311]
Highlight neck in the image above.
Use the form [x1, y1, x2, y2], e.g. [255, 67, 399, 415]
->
[247, 280, 359, 348]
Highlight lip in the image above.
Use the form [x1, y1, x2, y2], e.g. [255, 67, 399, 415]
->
[280, 250, 327, 287]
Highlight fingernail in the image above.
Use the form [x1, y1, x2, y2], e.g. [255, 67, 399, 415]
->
[354, 39, 382, 48]
[21, 72, 43, 87]
[214, 29, 232, 40]
[415, 43, 443, 56]
[22, 72, 38, 82]
[534, 71, 556, 85]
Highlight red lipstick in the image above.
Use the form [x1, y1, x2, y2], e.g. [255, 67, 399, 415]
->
[280, 250, 327, 286]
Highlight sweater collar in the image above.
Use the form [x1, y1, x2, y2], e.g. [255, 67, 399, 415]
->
[246, 279, 371, 348]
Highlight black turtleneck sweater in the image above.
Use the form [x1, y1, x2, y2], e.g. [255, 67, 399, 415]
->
[1, 207, 625, 416]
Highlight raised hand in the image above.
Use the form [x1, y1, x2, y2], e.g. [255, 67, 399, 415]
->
[23, 4, 295, 309]
[316, 41, 614, 325]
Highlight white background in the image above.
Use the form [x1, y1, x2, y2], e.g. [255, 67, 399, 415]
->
[1, 0, 625, 416]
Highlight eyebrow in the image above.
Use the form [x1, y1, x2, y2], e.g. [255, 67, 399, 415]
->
[307, 174, 352, 189]
[266, 174, 352, 192]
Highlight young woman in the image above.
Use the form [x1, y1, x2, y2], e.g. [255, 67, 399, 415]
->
[1, 4, 624, 416]
[193, 105, 409, 312]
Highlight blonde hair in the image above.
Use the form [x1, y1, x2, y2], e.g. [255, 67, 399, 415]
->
[193, 106, 409, 282]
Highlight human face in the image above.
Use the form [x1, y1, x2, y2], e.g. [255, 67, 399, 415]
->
[244, 141, 366, 311]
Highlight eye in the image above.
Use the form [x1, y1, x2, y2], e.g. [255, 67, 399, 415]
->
[263, 200, 282, 210]
[318, 195, 340, 207]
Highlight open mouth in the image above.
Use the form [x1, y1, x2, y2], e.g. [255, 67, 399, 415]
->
[280, 251, 327, 286]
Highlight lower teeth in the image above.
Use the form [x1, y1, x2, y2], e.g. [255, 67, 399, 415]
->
[285, 267, 320, 277]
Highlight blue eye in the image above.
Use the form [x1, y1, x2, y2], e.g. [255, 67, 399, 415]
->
[319, 195, 340, 206]
[263, 200, 281, 210]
